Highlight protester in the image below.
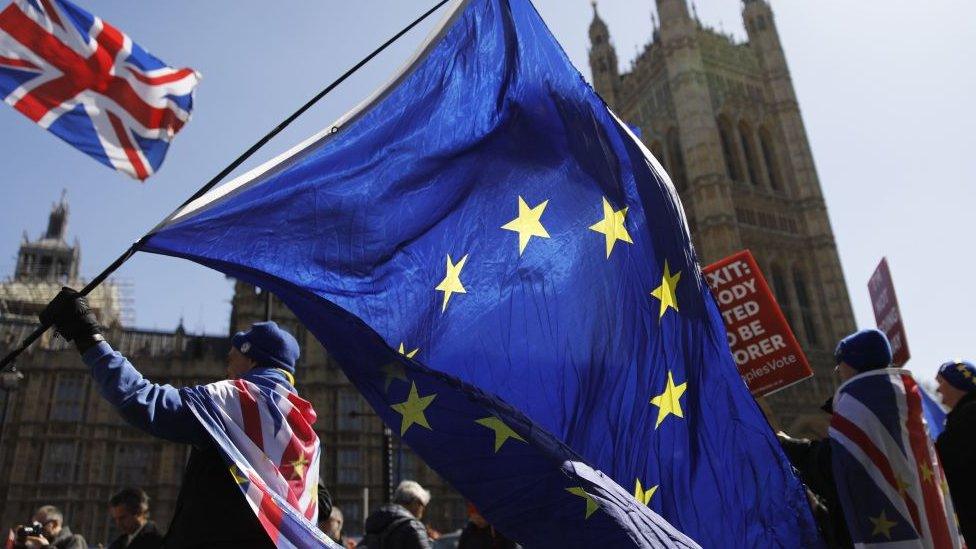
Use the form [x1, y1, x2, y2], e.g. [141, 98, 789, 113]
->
[780, 329, 962, 547]
[936, 359, 976, 546]
[321, 506, 344, 544]
[107, 488, 163, 549]
[359, 480, 432, 548]
[777, 329, 894, 547]
[458, 503, 520, 549]
[14, 505, 87, 549]
[40, 288, 320, 548]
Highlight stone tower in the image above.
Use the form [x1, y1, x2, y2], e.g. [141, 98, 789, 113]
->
[588, 0, 856, 435]
[0, 192, 120, 326]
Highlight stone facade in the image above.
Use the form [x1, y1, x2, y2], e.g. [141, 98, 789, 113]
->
[0, 322, 226, 545]
[588, 0, 856, 434]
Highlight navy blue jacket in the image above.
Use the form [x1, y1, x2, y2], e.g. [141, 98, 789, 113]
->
[82, 342, 290, 548]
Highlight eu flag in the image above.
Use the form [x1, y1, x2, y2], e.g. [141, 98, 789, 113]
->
[143, 0, 820, 545]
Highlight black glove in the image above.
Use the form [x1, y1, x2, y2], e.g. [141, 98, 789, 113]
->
[39, 287, 103, 348]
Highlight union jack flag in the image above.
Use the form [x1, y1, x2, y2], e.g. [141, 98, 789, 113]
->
[830, 368, 963, 548]
[0, 0, 199, 180]
[183, 378, 339, 548]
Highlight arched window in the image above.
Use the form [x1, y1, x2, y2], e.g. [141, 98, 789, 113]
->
[759, 127, 781, 191]
[738, 121, 760, 186]
[770, 264, 798, 332]
[716, 116, 741, 182]
[793, 267, 820, 347]
[666, 128, 687, 190]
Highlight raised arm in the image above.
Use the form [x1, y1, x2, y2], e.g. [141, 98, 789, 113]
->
[41, 288, 210, 446]
[82, 341, 209, 446]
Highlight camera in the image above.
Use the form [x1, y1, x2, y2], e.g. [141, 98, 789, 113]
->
[15, 521, 44, 543]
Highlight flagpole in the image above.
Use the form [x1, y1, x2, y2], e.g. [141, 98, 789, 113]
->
[0, 0, 452, 371]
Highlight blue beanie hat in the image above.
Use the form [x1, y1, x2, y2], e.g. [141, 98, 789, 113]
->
[834, 329, 892, 372]
[938, 359, 976, 393]
[231, 321, 300, 373]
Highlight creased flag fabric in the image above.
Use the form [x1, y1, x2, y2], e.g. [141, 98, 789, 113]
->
[182, 378, 339, 549]
[142, 0, 820, 546]
[920, 386, 947, 441]
[0, 0, 199, 179]
[829, 368, 962, 548]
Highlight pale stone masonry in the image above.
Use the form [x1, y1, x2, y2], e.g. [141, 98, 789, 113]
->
[588, 0, 857, 434]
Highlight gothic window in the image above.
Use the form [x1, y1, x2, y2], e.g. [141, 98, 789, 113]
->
[337, 391, 361, 431]
[337, 448, 362, 485]
[738, 121, 761, 186]
[50, 373, 86, 422]
[40, 441, 77, 483]
[793, 268, 821, 346]
[38, 256, 52, 278]
[769, 264, 797, 329]
[666, 128, 687, 189]
[397, 449, 418, 482]
[717, 117, 742, 182]
[344, 502, 363, 535]
[115, 445, 151, 485]
[759, 127, 781, 191]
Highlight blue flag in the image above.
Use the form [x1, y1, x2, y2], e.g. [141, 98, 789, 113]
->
[144, 0, 820, 546]
[920, 386, 947, 440]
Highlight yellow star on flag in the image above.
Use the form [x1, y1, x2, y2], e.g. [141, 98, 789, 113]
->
[566, 486, 599, 519]
[895, 474, 910, 497]
[589, 197, 633, 258]
[229, 464, 248, 485]
[475, 416, 526, 452]
[391, 382, 437, 436]
[919, 462, 934, 483]
[650, 260, 681, 319]
[649, 371, 688, 429]
[435, 254, 469, 312]
[290, 454, 310, 480]
[634, 479, 658, 506]
[398, 342, 419, 359]
[869, 510, 898, 539]
[501, 196, 550, 255]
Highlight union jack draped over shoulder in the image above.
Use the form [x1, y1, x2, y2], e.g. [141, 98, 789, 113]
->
[0, 0, 199, 179]
[183, 378, 339, 549]
[830, 368, 963, 548]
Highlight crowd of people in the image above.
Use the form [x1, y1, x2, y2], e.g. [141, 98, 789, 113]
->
[21, 290, 973, 547]
[777, 328, 974, 547]
[11, 488, 162, 549]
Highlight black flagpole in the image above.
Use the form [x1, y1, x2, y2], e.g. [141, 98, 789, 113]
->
[0, 0, 452, 371]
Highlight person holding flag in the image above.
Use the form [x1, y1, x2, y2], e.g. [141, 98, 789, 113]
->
[782, 329, 963, 547]
[38, 289, 333, 548]
[935, 359, 976, 545]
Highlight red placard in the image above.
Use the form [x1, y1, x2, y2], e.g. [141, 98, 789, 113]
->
[703, 250, 813, 397]
[868, 258, 910, 367]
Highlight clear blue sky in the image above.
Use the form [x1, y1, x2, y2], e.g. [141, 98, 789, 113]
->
[1, 0, 973, 385]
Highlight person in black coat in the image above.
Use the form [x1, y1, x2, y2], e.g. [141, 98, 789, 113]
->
[16, 505, 87, 549]
[107, 488, 163, 549]
[935, 359, 976, 546]
[359, 481, 431, 549]
[457, 504, 519, 549]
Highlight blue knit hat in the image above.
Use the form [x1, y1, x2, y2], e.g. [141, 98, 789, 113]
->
[231, 321, 300, 373]
[938, 359, 976, 393]
[834, 329, 892, 372]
